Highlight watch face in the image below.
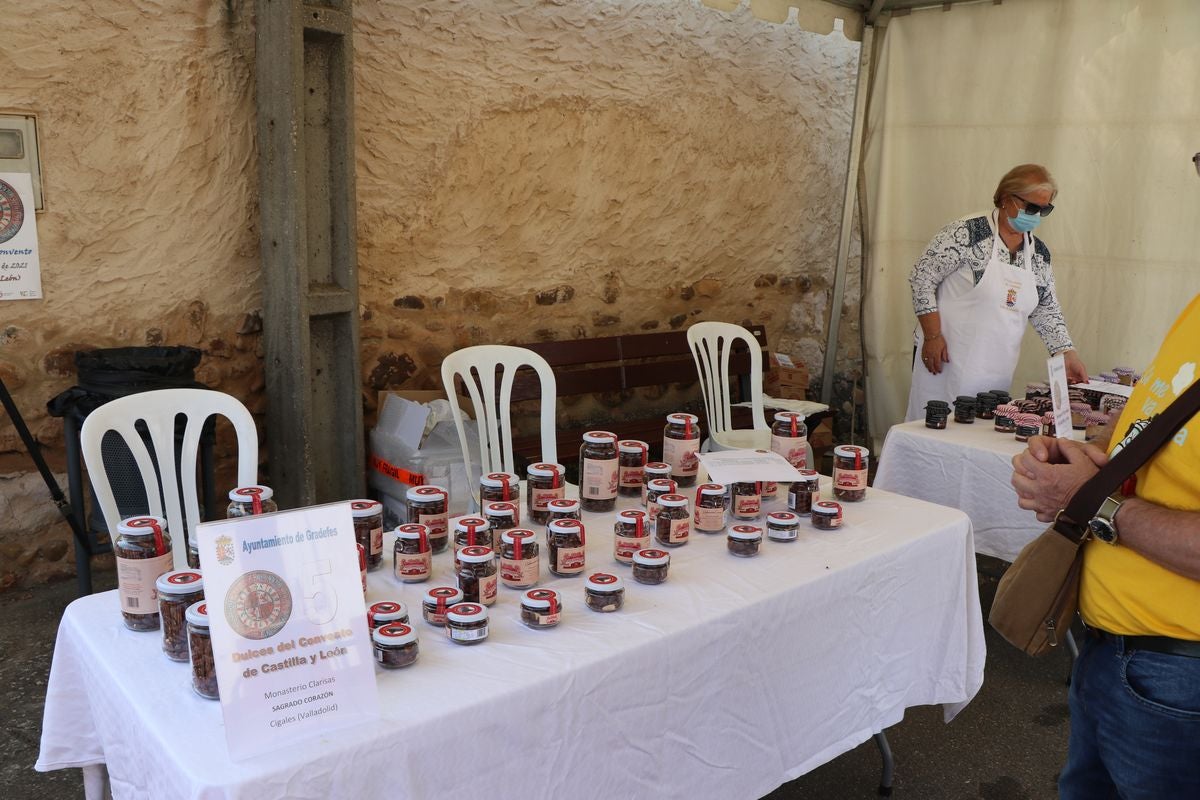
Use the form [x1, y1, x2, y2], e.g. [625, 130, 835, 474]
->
[224, 570, 293, 640]
[1088, 518, 1117, 544]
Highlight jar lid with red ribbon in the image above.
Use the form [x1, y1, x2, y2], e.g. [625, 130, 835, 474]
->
[424, 586, 463, 607]
[458, 545, 494, 563]
[582, 431, 618, 444]
[480, 472, 520, 488]
[185, 601, 209, 627]
[406, 484, 448, 502]
[368, 601, 408, 627]
[527, 463, 565, 478]
[485, 502, 517, 518]
[773, 411, 806, 423]
[454, 517, 490, 533]
[767, 511, 799, 525]
[501, 529, 537, 547]
[586, 572, 625, 593]
[813, 501, 843, 518]
[228, 485, 273, 502]
[156, 570, 203, 595]
[657, 493, 689, 508]
[522, 588, 560, 611]
[446, 603, 488, 624]
[633, 548, 670, 566]
[396, 523, 431, 542]
[372, 622, 417, 647]
[350, 499, 382, 517]
[697, 483, 727, 496]
[619, 439, 650, 453]
[728, 525, 763, 541]
[547, 498, 580, 512]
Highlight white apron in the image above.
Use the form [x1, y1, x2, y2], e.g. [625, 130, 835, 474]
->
[904, 212, 1039, 421]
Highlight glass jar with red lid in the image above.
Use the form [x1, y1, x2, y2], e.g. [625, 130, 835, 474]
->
[662, 413, 702, 487]
[618, 440, 650, 497]
[579, 431, 619, 512]
[526, 463, 566, 525]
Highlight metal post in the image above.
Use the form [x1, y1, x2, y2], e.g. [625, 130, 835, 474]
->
[873, 730, 895, 796]
[256, 0, 364, 506]
[820, 24, 875, 405]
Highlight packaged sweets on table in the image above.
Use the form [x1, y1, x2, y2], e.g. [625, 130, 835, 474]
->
[632, 548, 670, 585]
[548, 518, 587, 577]
[157, 570, 204, 661]
[546, 498, 581, 523]
[445, 603, 489, 645]
[351, 499, 384, 571]
[766, 511, 800, 542]
[924, 400, 951, 430]
[613, 509, 651, 564]
[186, 602, 218, 700]
[456, 545, 499, 606]
[641, 462, 672, 505]
[227, 485, 278, 518]
[953, 396, 977, 424]
[394, 523, 432, 583]
[618, 440, 649, 497]
[770, 412, 808, 468]
[812, 501, 843, 530]
[727, 525, 763, 557]
[787, 471, 820, 516]
[579, 431, 619, 512]
[731, 482, 761, 521]
[115, 516, 174, 632]
[499, 529, 539, 589]
[1014, 414, 1041, 443]
[484, 501, 518, 551]
[479, 472, 521, 524]
[654, 493, 691, 547]
[584, 573, 625, 612]
[373, 623, 419, 669]
[452, 516, 491, 567]
[526, 463, 565, 525]
[832, 445, 869, 502]
[368, 600, 409, 629]
[993, 405, 1018, 434]
[645, 478, 678, 523]
[663, 413, 702, 487]
[422, 587, 463, 627]
[693, 483, 728, 533]
[405, 485, 450, 553]
[521, 588, 562, 629]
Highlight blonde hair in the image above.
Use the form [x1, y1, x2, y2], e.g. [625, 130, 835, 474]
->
[993, 164, 1058, 207]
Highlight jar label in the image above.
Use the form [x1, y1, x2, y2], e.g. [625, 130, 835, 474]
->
[395, 553, 432, 581]
[116, 552, 173, 615]
[761, 481, 778, 498]
[449, 625, 488, 642]
[538, 611, 561, 626]
[666, 517, 690, 543]
[769, 526, 799, 541]
[360, 567, 367, 596]
[419, 512, 448, 537]
[834, 467, 867, 491]
[478, 573, 498, 606]
[618, 465, 645, 488]
[582, 457, 618, 501]
[614, 534, 651, 562]
[555, 545, 586, 574]
[771, 434, 809, 469]
[531, 487, 565, 511]
[734, 494, 761, 516]
[370, 526, 383, 557]
[647, 501, 662, 523]
[693, 506, 726, 532]
[788, 488, 819, 513]
[425, 608, 449, 625]
[662, 437, 700, 476]
[500, 557, 539, 587]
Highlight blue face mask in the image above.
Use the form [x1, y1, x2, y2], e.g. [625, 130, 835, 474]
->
[1008, 208, 1042, 233]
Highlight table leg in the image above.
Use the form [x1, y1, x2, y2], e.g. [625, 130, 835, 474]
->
[873, 731, 894, 796]
[82, 763, 111, 800]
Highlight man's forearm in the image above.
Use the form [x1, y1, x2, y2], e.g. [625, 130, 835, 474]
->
[1117, 497, 1200, 581]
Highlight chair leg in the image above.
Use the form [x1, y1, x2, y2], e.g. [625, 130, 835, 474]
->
[873, 731, 894, 796]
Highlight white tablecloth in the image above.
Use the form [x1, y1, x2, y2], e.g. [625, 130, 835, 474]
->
[875, 420, 1045, 562]
[38, 480, 985, 800]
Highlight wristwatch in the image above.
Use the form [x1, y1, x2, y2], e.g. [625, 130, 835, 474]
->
[1087, 493, 1125, 545]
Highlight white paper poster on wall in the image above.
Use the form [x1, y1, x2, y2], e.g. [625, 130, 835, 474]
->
[196, 502, 379, 760]
[0, 172, 41, 300]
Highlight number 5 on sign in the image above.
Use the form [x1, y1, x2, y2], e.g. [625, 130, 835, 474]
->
[304, 559, 338, 624]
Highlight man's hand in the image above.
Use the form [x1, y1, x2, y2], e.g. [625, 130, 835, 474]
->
[1011, 436, 1109, 522]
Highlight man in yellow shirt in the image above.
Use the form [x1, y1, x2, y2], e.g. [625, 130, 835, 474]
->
[1011, 280, 1200, 797]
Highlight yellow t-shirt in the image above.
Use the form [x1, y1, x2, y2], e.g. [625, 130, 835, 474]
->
[1080, 293, 1200, 639]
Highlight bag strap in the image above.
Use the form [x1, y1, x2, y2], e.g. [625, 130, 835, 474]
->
[1056, 378, 1200, 539]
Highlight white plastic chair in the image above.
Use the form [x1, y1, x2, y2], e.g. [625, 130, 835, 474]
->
[687, 322, 771, 452]
[80, 389, 259, 571]
[440, 345, 558, 479]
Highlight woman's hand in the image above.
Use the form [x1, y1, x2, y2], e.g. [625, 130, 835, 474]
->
[1062, 349, 1088, 385]
[921, 333, 950, 375]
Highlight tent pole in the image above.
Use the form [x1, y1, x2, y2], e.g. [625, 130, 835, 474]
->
[820, 24, 874, 406]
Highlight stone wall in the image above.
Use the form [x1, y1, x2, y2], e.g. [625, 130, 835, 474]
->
[0, 0, 861, 591]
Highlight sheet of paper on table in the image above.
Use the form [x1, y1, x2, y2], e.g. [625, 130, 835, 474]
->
[696, 449, 806, 484]
[1047, 353, 1074, 439]
[1071, 380, 1133, 399]
[736, 397, 829, 416]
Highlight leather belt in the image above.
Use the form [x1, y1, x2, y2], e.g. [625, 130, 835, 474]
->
[1087, 626, 1200, 659]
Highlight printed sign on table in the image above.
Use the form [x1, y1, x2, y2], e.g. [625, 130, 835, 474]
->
[696, 449, 806, 486]
[196, 502, 378, 760]
[1047, 353, 1074, 440]
[0, 172, 42, 301]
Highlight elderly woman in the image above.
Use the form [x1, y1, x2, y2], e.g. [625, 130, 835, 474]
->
[904, 164, 1087, 421]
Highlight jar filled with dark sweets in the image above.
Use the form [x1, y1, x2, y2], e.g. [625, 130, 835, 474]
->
[662, 413, 702, 487]
[484, 501, 518, 552]
[405, 485, 450, 553]
[787, 471, 820, 516]
[526, 463, 566, 525]
[832, 445, 869, 502]
[546, 497, 581, 523]
[632, 548, 670, 585]
[579, 431, 619, 512]
[520, 588, 562, 629]
[368, 600, 409, 629]
[422, 587, 464, 627]
[186, 602, 218, 700]
[654, 493, 691, 547]
[584, 572, 625, 612]
[641, 462, 672, 505]
[693, 483, 728, 533]
[731, 482, 762, 521]
[479, 472, 521, 525]
[993, 404, 1018, 434]
[547, 518, 587, 577]
[953, 396, 977, 424]
[157, 570, 204, 661]
[812, 501, 843, 530]
[1014, 414, 1041, 443]
[645, 478, 678, 524]
[115, 516, 174, 632]
[618, 440, 649, 497]
[499, 529, 539, 589]
[770, 412, 808, 469]
[445, 603, 489, 646]
[613, 509, 650, 564]
[227, 485, 278, 518]
[457, 545, 499, 606]
[727, 525, 762, 557]
[766, 511, 800, 542]
[351, 499, 384, 571]
[453, 516, 491, 568]
[925, 400, 951, 430]
[373, 623, 419, 669]
[394, 523, 432, 583]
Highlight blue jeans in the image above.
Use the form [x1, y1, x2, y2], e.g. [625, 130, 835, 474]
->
[1060, 632, 1200, 799]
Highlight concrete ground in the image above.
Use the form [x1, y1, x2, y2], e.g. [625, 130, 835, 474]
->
[4, 559, 1070, 799]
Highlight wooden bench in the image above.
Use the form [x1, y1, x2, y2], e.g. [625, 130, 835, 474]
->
[508, 326, 770, 466]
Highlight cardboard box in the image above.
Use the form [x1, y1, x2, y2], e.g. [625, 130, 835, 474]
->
[764, 352, 810, 400]
[808, 418, 833, 449]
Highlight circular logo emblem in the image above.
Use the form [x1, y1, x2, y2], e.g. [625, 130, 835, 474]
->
[0, 180, 25, 245]
[224, 570, 292, 640]
[167, 572, 201, 586]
